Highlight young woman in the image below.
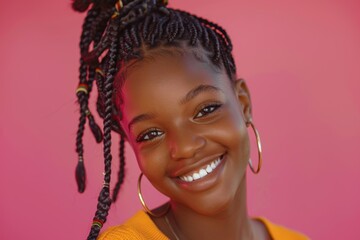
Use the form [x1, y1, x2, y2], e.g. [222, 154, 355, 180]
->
[72, 0, 309, 239]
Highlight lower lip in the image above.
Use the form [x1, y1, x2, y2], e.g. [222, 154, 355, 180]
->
[174, 154, 227, 192]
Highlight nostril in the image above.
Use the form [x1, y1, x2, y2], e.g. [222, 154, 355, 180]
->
[169, 134, 206, 160]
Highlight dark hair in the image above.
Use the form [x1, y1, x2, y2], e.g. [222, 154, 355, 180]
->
[72, 0, 236, 239]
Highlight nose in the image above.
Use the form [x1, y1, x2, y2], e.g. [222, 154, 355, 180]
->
[169, 127, 206, 160]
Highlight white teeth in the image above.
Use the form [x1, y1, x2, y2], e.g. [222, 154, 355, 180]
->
[179, 155, 223, 182]
[199, 169, 207, 177]
[206, 165, 213, 173]
[193, 173, 200, 180]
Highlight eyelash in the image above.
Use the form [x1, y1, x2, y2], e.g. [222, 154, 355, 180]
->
[136, 128, 164, 143]
[135, 103, 223, 143]
[194, 103, 223, 119]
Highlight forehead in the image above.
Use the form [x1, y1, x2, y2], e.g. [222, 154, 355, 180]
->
[127, 44, 222, 75]
[119, 47, 231, 119]
[123, 45, 228, 90]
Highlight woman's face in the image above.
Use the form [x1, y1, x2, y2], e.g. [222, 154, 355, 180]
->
[119, 47, 252, 215]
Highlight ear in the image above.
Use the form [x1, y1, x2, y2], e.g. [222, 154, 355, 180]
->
[233, 78, 252, 123]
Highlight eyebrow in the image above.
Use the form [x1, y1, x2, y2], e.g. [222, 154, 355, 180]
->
[127, 84, 222, 130]
[128, 113, 155, 131]
[179, 84, 222, 105]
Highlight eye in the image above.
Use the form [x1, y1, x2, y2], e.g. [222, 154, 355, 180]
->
[136, 128, 164, 143]
[194, 103, 222, 119]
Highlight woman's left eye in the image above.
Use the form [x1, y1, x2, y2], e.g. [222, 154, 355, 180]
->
[194, 103, 222, 119]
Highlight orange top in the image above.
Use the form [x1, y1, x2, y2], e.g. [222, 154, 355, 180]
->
[98, 211, 309, 240]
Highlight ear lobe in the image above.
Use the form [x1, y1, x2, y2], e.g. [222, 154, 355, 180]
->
[234, 78, 252, 123]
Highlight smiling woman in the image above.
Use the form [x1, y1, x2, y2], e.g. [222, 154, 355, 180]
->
[71, 0, 309, 239]
[121, 49, 250, 217]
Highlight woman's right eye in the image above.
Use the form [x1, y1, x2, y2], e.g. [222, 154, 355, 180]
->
[136, 129, 164, 143]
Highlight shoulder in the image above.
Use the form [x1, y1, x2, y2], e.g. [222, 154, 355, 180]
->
[98, 211, 169, 240]
[254, 217, 310, 240]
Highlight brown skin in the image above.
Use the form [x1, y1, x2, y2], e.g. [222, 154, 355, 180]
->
[117, 46, 271, 240]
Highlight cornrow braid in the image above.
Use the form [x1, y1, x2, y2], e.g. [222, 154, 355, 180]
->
[72, 1, 237, 239]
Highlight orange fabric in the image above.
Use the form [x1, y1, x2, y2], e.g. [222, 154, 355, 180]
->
[98, 211, 309, 240]
[254, 217, 309, 240]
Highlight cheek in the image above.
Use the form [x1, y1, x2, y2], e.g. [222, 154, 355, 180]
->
[211, 107, 250, 161]
[137, 152, 173, 195]
[216, 104, 248, 140]
[135, 144, 170, 182]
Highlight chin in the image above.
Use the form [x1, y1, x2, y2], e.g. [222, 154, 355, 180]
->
[182, 172, 246, 217]
[193, 195, 235, 216]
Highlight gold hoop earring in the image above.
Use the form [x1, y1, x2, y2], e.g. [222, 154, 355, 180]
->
[137, 173, 170, 217]
[246, 121, 263, 174]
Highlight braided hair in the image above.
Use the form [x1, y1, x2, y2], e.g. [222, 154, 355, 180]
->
[72, 0, 236, 239]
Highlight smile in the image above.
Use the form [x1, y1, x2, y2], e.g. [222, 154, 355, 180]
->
[178, 155, 224, 182]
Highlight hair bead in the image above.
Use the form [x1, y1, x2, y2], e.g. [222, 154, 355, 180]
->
[112, 0, 123, 19]
[95, 68, 105, 77]
[85, 109, 91, 116]
[111, 11, 119, 19]
[103, 182, 110, 188]
[115, 0, 123, 12]
[76, 83, 89, 95]
[92, 219, 104, 228]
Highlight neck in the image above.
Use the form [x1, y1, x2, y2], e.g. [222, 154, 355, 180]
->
[168, 175, 254, 240]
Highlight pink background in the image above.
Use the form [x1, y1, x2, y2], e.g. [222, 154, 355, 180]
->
[1, 0, 359, 239]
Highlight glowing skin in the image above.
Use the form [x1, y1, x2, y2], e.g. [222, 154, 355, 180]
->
[118, 47, 270, 240]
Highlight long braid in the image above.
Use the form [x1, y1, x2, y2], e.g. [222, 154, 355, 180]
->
[72, 1, 237, 238]
[74, 4, 114, 193]
[75, 7, 101, 193]
[87, 16, 120, 240]
[85, 8, 114, 144]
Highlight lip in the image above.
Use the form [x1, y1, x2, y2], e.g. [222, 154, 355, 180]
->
[172, 154, 227, 192]
[170, 153, 225, 178]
